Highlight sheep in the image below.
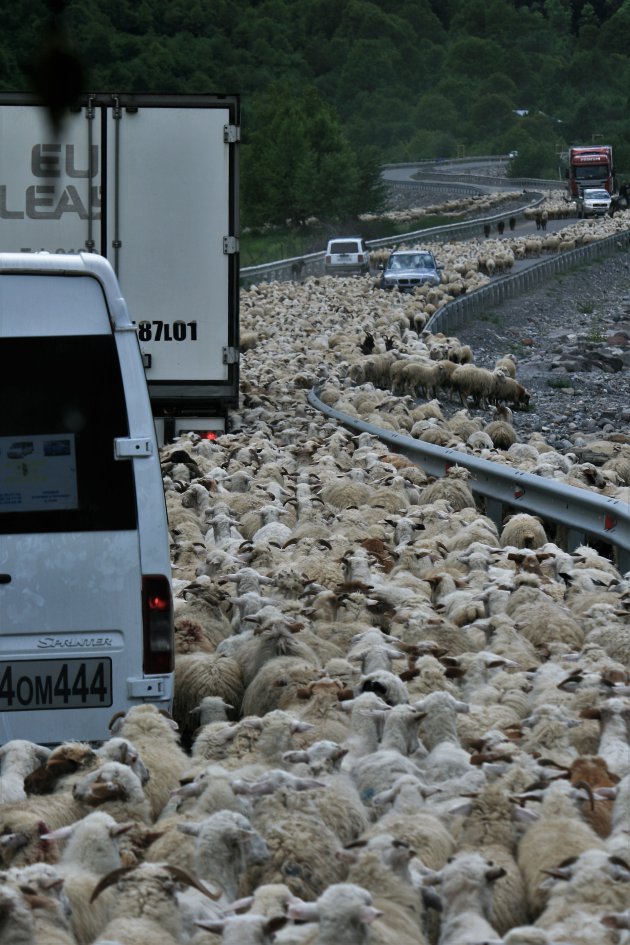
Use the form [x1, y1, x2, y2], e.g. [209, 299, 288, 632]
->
[0, 787, 92, 868]
[367, 775, 456, 869]
[175, 810, 269, 935]
[580, 696, 630, 779]
[533, 848, 630, 945]
[71, 761, 153, 826]
[285, 678, 352, 748]
[0, 741, 51, 804]
[514, 778, 608, 917]
[484, 419, 517, 450]
[240, 656, 321, 718]
[240, 803, 347, 901]
[284, 882, 383, 945]
[40, 810, 133, 944]
[449, 781, 529, 934]
[0, 883, 35, 945]
[193, 912, 288, 945]
[108, 704, 191, 820]
[413, 690, 473, 784]
[336, 833, 431, 945]
[172, 652, 245, 748]
[422, 851, 507, 945]
[417, 467, 477, 511]
[23, 738, 149, 799]
[2, 862, 76, 945]
[235, 762, 367, 847]
[504, 583, 586, 650]
[500, 513, 548, 550]
[449, 364, 498, 409]
[493, 373, 531, 408]
[90, 861, 215, 945]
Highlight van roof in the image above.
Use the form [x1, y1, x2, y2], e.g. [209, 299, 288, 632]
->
[0, 252, 133, 330]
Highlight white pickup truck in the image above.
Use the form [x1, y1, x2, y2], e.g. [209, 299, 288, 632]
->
[576, 188, 612, 218]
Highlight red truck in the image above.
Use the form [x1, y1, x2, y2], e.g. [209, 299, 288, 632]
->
[566, 145, 615, 198]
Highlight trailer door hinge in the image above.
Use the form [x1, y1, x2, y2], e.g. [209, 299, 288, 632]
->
[114, 437, 154, 459]
[224, 124, 241, 144]
[223, 236, 239, 254]
[223, 346, 239, 365]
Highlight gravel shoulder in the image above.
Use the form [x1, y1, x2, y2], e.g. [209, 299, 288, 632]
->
[451, 249, 630, 448]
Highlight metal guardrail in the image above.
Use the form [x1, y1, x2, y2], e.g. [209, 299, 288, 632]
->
[426, 227, 630, 334]
[307, 387, 630, 572]
[240, 193, 546, 288]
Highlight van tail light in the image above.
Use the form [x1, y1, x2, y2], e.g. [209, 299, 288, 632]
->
[142, 575, 174, 674]
[325, 255, 331, 264]
[357, 254, 365, 263]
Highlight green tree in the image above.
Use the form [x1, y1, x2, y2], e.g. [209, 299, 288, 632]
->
[241, 84, 374, 227]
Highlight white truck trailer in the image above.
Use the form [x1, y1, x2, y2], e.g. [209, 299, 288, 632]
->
[0, 91, 240, 443]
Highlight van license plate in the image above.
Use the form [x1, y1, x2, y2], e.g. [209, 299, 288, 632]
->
[0, 658, 112, 710]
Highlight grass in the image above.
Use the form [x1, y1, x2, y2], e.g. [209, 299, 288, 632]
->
[547, 377, 574, 389]
[577, 300, 595, 315]
[586, 324, 606, 343]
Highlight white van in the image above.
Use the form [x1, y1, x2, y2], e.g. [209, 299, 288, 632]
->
[0, 252, 174, 745]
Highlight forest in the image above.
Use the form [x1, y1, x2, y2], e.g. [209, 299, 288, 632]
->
[1, 0, 630, 229]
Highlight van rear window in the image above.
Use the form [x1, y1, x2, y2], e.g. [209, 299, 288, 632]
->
[0, 336, 137, 533]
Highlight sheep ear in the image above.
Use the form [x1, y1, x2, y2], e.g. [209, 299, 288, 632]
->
[593, 786, 617, 800]
[513, 806, 540, 824]
[288, 900, 320, 921]
[283, 750, 308, 764]
[485, 866, 507, 882]
[447, 800, 474, 817]
[422, 887, 442, 912]
[195, 919, 224, 933]
[579, 707, 602, 720]
[176, 822, 202, 837]
[335, 848, 359, 864]
[265, 915, 289, 934]
[110, 822, 135, 838]
[40, 824, 74, 842]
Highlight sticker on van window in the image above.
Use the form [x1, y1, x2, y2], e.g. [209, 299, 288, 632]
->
[0, 434, 78, 512]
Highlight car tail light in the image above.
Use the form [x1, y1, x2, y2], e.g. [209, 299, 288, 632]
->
[357, 254, 364, 262]
[325, 255, 331, 264]
[142, 575, 174, 674]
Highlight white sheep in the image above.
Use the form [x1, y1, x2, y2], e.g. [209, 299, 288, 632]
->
[71, 761, 153, 826]
[2, 861, 75, 945]
[285, 882, 383, 944]
[534, 848, 630, 944]
[514, 778, 608, 917]
[422, 851, 506, 945]
[0, 740, 51, 804]
[108, 704, 191, 820]
[90, 861, 214, 945]
[41, 810, 133, 944]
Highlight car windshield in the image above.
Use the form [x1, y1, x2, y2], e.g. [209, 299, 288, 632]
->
[586, 190, 609, 199]
[389, 253, 433, 270]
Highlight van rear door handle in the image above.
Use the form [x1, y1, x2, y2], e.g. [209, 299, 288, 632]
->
[114, 437, 154, 459]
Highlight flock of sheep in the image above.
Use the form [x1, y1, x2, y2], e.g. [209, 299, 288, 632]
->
[1, 193, 629, 945]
